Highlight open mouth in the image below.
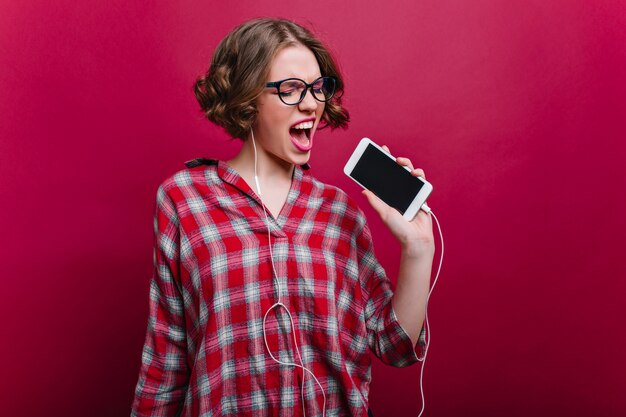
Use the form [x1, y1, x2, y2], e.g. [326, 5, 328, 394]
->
[289, 120, 314, 152]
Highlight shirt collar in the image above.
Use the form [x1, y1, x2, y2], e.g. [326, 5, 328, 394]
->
[216, 160, 306, 202]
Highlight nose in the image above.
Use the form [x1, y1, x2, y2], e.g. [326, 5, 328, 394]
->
[298, 87, 318, 112]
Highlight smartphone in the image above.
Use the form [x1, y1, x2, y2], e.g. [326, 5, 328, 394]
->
[344, 138, 433, 220]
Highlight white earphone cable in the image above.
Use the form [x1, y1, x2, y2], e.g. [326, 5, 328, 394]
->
[417, 209, 443, 417]
[252, 130, 327, 417]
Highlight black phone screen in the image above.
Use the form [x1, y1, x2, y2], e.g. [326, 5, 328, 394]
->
[348, 144, 424, 214]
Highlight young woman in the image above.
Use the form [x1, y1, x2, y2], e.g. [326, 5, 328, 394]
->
[131, 18, 434, 417]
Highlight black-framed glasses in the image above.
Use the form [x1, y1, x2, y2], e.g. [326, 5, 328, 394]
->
[265, 76, 337, 105]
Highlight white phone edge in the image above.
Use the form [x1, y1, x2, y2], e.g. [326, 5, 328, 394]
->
[343, 137, 433, 221]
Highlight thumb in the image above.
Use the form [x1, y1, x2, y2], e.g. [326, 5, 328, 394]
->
[362, 189, 389, 219]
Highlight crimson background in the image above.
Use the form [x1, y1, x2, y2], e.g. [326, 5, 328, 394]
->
[1, 1, 625, 416]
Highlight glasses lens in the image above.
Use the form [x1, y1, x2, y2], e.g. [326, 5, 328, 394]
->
[312, 77, 336, 102]
[278, 79, 306, 105]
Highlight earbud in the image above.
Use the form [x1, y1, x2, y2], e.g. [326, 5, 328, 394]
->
[255, 175, 262, 197]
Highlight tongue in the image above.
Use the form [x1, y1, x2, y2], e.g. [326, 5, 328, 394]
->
[290, 128, 308, 143]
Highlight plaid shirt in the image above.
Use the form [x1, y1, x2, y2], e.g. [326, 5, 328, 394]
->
[131, 159, 425, 417]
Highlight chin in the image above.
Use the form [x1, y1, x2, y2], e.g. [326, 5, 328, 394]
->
[267, 149, 310, 168]
[289, 151, 311, 167]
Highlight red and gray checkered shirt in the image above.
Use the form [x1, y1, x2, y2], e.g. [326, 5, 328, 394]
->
[131, 159, 425, 417]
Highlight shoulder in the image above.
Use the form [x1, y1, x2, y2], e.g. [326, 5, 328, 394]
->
[157, 158, 220, 198]
[154, 158, 224, 215]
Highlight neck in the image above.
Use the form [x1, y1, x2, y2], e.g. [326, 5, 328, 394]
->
[228, 138, 295, 184]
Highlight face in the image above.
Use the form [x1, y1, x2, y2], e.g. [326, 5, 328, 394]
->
[253, 44, 325, 167]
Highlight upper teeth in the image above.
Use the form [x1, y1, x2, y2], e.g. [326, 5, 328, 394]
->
[293, 121, 314, 129]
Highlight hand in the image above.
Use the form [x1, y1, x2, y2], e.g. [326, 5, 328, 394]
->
[361, 145, 435, 257]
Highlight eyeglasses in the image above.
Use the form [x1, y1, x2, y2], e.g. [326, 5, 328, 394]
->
[265, 76, 337, 106]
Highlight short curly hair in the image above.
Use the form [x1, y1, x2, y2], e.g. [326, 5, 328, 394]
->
[194, 18, 349, 140]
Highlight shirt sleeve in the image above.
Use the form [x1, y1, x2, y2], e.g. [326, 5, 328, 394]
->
[356, 211, 427, 367]
[131, 184, 190, 417]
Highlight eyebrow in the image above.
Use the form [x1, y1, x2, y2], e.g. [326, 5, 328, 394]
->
[268, 75, 323, 82]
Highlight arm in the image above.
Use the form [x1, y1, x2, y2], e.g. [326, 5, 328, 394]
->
[356, 212, 428, 366]
[131, 185, 190, 417]
[391, 240, 434, 348]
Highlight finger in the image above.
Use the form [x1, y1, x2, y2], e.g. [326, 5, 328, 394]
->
[381, 145, 391, 154]
[395, 157, 414, 171]
[411, 168, 426, 179]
